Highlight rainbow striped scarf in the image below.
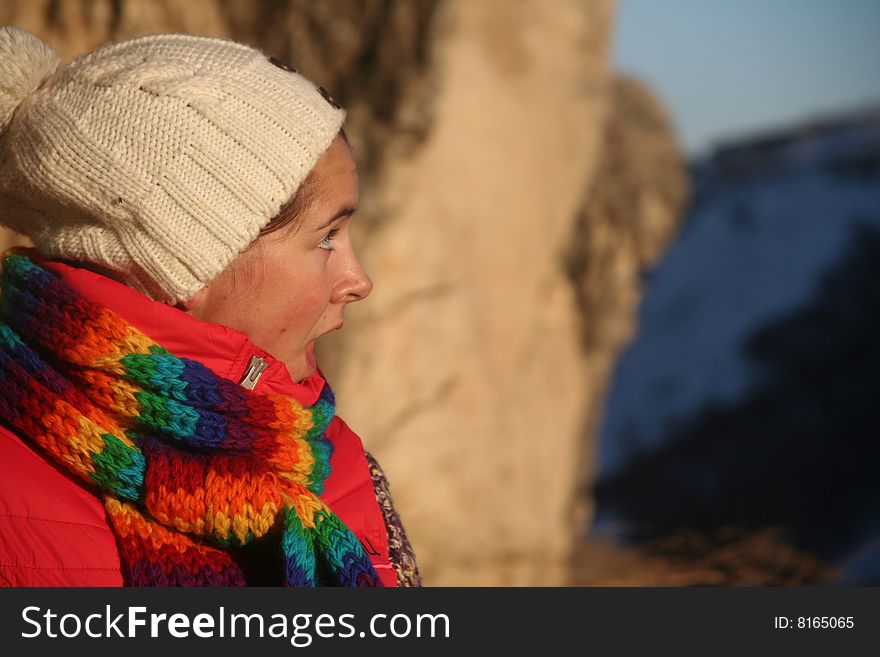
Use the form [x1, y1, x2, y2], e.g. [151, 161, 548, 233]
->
[0, 253, 381, 587]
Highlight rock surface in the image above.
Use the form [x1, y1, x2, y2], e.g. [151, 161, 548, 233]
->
[326, 0, 615, 585]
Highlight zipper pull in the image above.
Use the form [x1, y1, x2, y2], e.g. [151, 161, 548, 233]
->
[239, 355, 268, 390]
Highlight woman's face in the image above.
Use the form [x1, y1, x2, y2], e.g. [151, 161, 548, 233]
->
[185, 135, 372, 381]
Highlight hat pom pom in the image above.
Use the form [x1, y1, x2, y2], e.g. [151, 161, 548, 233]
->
[0, 27, 59, 134]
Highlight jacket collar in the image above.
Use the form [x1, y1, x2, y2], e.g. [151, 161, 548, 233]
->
[37, 253, 326, 406]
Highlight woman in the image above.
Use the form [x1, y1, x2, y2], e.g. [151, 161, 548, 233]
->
[0, 27, 420, 587]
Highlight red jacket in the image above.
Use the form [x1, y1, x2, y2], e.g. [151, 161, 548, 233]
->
[0, 258, 396, 587]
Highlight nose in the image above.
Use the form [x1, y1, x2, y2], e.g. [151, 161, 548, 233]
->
[333, 251, 373, 304]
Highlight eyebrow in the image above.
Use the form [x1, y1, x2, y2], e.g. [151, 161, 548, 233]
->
[314, 206, 357, 232]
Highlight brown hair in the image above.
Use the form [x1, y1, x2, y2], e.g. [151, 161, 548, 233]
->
[257, 128, 349, 239]
[207, 129, 352, 298]
[259, 170, 318, 238]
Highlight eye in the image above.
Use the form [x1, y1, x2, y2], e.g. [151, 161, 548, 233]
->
[319, 228, 340, 250]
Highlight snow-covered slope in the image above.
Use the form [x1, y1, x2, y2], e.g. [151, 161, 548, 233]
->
[598, 108, 880, 478]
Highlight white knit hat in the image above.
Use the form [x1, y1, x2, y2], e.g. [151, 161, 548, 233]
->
[0, 27, 345, 303]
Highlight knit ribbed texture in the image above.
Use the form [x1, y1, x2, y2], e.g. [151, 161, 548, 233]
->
[0, 253, 380, 587]
[0, 28, 345, 303]
[365, 452, 423, 587]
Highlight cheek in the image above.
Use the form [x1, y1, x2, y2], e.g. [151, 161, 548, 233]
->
[279, 288, 327, 329]
[259, 269, 330, 338]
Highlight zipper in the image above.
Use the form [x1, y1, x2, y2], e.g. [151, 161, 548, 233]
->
[239, 355, 269, 390]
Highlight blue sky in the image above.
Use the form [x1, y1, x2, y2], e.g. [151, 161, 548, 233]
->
[614, 0, 880, 158]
